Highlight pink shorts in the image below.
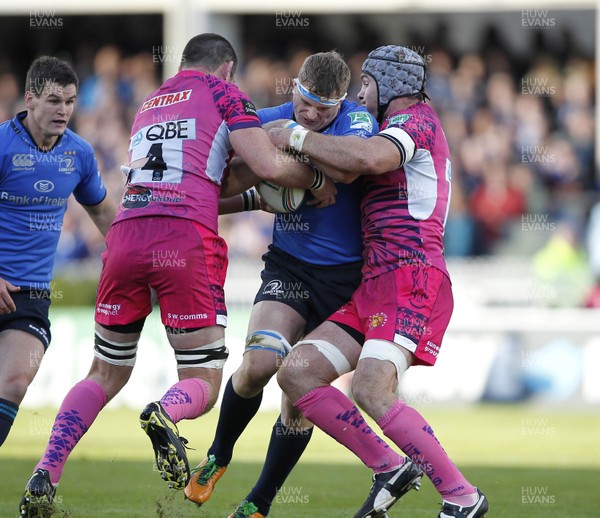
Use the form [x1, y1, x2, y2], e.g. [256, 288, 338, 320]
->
[95, 217, 228, 329]
[328, 266, 453, 366]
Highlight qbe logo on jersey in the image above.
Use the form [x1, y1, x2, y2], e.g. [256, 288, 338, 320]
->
[128, 118, 196, 185]
[130, 119, 196, 148]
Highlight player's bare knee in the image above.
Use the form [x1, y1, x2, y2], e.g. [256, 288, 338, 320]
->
[351, 381, 378, 414]
[236, 350, 278, 390]
[276, 359, 304, 398]
[354, 340, 410, 411]
[87, 358, 131, 398]
[1, 376, 30, 404]
[277, 351, 319, 401]
[233, 369, 271, 398]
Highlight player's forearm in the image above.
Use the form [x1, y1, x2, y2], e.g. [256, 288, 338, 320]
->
[310, 158, 359, 184]
[84, 196, 117, 237]
[219, 195, 244, 215]
[270, 159, 318, 190]
[253, 151, 318, 189]
[219, 188, 260, 215]
[230, 127, 317, 190]
[299, 132, 374, 175]
[221, 159, 260, 198]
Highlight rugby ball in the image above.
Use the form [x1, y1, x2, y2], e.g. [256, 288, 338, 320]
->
[256, 181, 306, 213]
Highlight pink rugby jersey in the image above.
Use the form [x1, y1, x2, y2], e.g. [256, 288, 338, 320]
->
[114, 69, 261, 233]
[361, 101, 451, 279]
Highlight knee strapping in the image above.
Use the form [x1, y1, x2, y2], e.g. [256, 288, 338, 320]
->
[175, 338, 228, 369]
[295, 339, 351, 376]
[244, 330, 292, 358]
[360, 339, 409, 385]
[94, 331, 138, 367]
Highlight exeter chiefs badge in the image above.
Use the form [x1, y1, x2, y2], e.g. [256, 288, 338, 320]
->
[368, 312, 388, 329]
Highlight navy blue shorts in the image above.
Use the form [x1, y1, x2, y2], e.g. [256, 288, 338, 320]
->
[0, 289, 51, 349]
[254, 245, 362, 333]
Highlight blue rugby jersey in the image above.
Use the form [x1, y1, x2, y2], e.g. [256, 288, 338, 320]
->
[0, 112, 107, 289]
[259, 101, 378, 265]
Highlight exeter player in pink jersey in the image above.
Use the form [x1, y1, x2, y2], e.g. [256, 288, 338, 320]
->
[19, 34, 333, 517]
[271, 46, 488, 518]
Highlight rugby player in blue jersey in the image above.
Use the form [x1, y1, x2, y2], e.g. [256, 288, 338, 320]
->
[0, 57, 116, 448]
[184, 51, 378, 518]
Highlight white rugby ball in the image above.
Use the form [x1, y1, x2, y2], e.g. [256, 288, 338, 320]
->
[256, 181, 306, 213]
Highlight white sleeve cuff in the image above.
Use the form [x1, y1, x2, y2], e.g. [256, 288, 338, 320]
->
[377, 126, 416, 167]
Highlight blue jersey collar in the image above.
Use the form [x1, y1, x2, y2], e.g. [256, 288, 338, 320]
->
[12, 111, 64, 153]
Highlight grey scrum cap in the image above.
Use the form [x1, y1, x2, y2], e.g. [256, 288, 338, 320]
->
[362, 45, 427, 111]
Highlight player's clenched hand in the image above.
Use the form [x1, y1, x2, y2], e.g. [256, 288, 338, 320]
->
[0, 277, 20, 315]
[307, 175, 337, 208]
[266, 126, 293, 149]
[262, 119, 290, 133]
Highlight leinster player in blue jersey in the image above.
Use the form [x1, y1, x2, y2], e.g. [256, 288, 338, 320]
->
[0, 57, 116, 447]
[184, 51, 378, 518]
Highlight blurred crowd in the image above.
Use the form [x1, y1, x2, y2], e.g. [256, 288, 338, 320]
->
[0, 30, 597, 306]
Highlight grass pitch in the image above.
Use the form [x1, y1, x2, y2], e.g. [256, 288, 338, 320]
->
[2, 405, 599, 517]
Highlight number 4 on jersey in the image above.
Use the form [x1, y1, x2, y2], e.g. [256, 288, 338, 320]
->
[143, 143, 167, 181]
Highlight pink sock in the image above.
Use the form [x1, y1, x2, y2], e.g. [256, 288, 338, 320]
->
[377, 399, 476, 500]
[36, 379, 108, 484]
[295, 386, 401, 473]
[160, 378, 209, 423]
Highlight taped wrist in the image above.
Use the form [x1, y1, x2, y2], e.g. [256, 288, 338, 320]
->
[289, 126, 309, 152]
[241, 188, 260, 211]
